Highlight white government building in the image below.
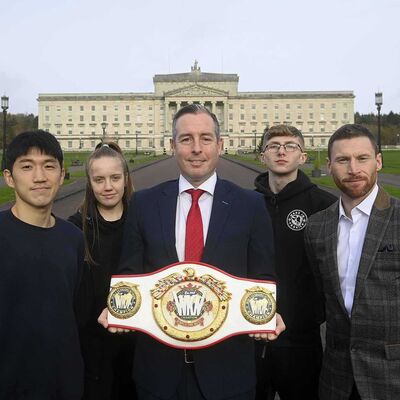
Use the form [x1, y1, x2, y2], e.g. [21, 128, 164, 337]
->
[38, 62, 354, 153]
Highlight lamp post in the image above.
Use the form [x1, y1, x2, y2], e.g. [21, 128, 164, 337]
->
[135, 131, 139, 155]
[101, 122, 107, 143]
[1, 95, 9, 170]
[375, 92, 383, 165]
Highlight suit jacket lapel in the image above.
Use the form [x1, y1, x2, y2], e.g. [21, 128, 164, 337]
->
[202, 179, 232, 263]
[354, 188, 393, 301]
[158, 181, 179, 262]
[325, 203, 348, 315]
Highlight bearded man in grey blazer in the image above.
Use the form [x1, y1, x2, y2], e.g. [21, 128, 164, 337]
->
[304, 124, 400, 400]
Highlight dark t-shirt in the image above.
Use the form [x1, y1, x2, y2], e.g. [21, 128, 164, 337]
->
[0, 210, 84, 400]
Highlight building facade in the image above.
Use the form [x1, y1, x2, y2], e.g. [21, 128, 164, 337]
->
[38, 62, 354, 153]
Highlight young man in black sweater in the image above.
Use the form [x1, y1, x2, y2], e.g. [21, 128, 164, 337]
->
[0, 130, 84, 399]
[254, 125, 336, 400]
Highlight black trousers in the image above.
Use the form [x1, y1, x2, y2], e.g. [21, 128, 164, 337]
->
[81, 332, 136, 400]
[137, 363, 255, 400]
[255, 344, 322, 400]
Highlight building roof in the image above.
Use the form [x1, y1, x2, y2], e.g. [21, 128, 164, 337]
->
[153, 71, 239, 83]
[153, 62, 238, 83]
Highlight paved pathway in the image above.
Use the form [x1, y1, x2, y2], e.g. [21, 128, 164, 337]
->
[1, 156, 399, 218]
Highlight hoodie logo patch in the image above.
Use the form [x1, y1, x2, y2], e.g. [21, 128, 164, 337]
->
[286, 209, 308, 231]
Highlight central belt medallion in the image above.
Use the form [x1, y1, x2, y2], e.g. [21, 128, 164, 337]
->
[151, 267, 231, 341]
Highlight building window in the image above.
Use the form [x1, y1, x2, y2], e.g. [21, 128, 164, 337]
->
[275, 113, 279, 120]
[91, 105, 95, 111]
[240, 114, 245, 120]
[321, 138, 326, 145]
[103, 105, 107, 111]
[137, 139, 142, 147]
[240, 129, 245, 133]
[103, 115, 107, 121]
[309, 127, 314, 132]
[240, 104, 244, 110]
[114, 105, 119, 111]
[91, 131, 95, 136]
[274, 104, 279, 109]
[297, 114, 302, 120]
[149, 106, 153, 111]
[68, 106, 72, 111]
[229, 140, 234, 147]
[309, 113, 314, 119]
[286, 104, 290, 109]
[263, 113, 268, 120]
[240, 139, 245, 147]
[80, 105, 84, 111]
[297, 104, 302, 109]
[332, 103, 336, 109]
[91, 115, 95, 122]
[320, 103, 325, 109]
[115, 131, 118, 136]
[343, 113, 348, 120]
[68, 141, 72, 148]
[126, 130, 130, 134]
[126, 115, 130, 122]
[286, 113, 291, 120]
[45, 115, 49, 122]
[229, 113, 233, 120]
[321, 127, 325, 132]
[332, 113, 336, 119]
[91, 140, 95, 147]
[126, 140, 130, 148]
[114, 115, 119, 122]
[320, 113, 325, 120]
[252, 104, 256, 110]
[252, 115, 256, 120]
[126, 105, 130, 111]
[309, 103, 313, 109]
[229, 104, 233, 109]
[56, 130, 61, 135]
[45, 106, 49, 111]
[80, 131, 84, 135]
[68, 130, 72, 135]
[263, 104, 268, 109]
[80, 115, 84, 122]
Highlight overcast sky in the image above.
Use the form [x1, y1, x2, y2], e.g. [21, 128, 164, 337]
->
[1, 0, 399, 115]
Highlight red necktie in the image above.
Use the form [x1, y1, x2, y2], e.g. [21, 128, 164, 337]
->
[185, 189, 205, 262]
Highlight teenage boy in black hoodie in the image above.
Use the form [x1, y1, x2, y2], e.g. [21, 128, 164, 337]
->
[254, 125, 336, 400]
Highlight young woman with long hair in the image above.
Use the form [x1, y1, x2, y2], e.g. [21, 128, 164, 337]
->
[68, 142, 136, 400]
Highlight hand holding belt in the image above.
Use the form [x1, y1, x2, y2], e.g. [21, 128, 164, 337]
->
[107, 262, 277, 349]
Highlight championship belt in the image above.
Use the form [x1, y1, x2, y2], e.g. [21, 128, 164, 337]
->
[107, 262, 276, 349]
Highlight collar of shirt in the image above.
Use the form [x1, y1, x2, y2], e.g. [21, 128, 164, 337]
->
[339, 184, 379, 221]
[178, 172, 217, 196]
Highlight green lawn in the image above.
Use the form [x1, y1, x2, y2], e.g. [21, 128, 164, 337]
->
[225, 152, 400, 199]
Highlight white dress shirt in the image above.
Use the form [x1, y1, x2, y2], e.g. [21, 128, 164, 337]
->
[175, 173, 217, 262]
[337, 184, 379, 316]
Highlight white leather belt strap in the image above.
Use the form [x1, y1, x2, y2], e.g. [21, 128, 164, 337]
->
[107, 262, 277, 349]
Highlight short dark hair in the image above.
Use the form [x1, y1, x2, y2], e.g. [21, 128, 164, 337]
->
[328, 124, 378, 159]
[172, 104, 220, 140]
[6, 130, 63, 171]
[262, 124, 305, 151]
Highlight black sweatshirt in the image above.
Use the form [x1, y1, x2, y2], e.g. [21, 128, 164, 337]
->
[255, 170, 337, 347]
[0, 210, 84, 399]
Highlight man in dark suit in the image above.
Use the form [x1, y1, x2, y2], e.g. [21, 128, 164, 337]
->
[304, 124, 400, 400]
[99, 104, 285, 400]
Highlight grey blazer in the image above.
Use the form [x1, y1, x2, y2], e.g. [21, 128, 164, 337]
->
[304, 188, 400, 400]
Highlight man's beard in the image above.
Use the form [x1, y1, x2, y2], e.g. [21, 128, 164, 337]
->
[333, 173, 376, 200]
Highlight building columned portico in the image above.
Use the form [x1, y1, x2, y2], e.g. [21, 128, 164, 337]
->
[38, 62, 354, 153]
